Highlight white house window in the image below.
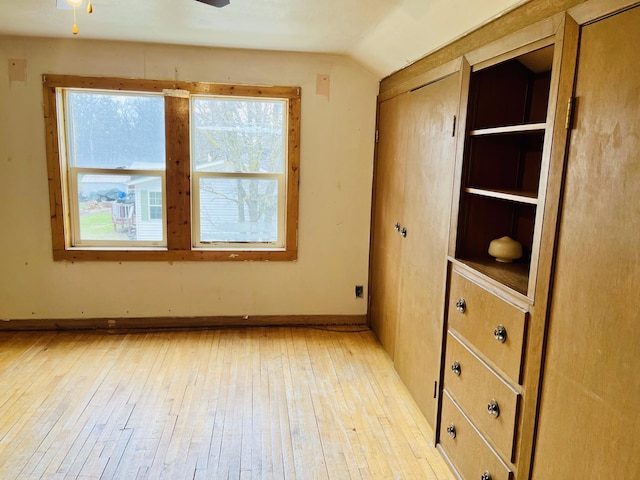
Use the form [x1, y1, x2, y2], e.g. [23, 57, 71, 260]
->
[43, 75, 300, 261]
[147, 191, 163, 220]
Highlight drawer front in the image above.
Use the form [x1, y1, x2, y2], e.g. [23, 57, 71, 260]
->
[448, 271, 528, 382]
[444, 332, 520, 460]
[440, 392, 512, 480]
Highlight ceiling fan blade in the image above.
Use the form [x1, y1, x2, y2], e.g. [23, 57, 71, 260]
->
[196, 0, 230, 7]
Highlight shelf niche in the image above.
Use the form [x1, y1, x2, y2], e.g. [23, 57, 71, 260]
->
[455, 45, 554, 296]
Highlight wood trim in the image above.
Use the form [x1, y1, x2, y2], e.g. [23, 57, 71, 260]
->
[285, 94, 301, 255]
[466, 16, 560, 70]
[568, 0, 640, 24]
[51, 248, 297, 262]
[42, 74, 299, 98]
[165, 95, 191, 250]
[43, 84, 67, 252]
[517, 12, 581, 479]
[377, 58, 461, 103]
[379, 0, 587, 95]
[446, 58, 471, 258]
[0, 314, 367, 332]
[470, 37, 555, 73]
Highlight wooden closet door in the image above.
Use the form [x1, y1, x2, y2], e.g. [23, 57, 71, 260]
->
[532, 6, 640, 478]
[369, 93, 410, 357]
[393, 73, 460, 427]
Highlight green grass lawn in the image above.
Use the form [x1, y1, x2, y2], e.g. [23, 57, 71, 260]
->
[80, 209, 130, 241]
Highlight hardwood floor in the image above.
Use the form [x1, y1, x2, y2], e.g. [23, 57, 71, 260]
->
[0, 327, 453, 480]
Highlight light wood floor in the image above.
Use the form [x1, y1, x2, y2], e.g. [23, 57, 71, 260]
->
[0, 326, 454, 480]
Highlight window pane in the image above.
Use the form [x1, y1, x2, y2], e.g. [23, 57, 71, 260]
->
[76, 173, 164, 243]
[199, 177, 278, 243]
[66, 92, 165, 169]
[192, 97, 285, 174]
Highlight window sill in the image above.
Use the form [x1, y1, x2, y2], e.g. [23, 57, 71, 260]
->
[52, 248, 297, 262]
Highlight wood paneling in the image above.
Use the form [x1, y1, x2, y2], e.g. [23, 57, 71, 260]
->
[0, 327, 454, 479]
[533, 6, 640, 478]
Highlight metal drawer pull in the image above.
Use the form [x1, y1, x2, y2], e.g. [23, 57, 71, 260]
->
[481, 471, 492, 480]
[493, 324, 507, 343]
[487, 399, 500, 418]
[446, 424, 456, 438]
[451, 361, 461, 376]
[455, 298, 466, 313]
[394, 222, 401, 232]
[401, 227, 407, 237]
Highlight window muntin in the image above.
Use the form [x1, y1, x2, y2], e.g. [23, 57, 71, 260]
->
[43, 75, 300, 261]
[191, 96, 287, 248]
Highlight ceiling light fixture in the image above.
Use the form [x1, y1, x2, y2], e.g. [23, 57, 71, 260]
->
[65, 0, 93, 35]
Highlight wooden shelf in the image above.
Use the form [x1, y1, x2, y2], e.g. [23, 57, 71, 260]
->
[456, 257, 529, 295]
[470, 123, 546, 136]
[465, 187, 539, 205]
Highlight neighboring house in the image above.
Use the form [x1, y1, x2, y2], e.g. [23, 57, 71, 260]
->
[128, 176, 163, 242]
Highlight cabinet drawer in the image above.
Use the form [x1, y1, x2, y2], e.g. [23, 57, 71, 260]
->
[448, 271, 528, 382]
[444, 332, 520, 460]
[440, 392, 512, 480]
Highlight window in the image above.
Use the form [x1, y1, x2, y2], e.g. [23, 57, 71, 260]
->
[191, 96, 287, 248]
[43, 75, 300, 261]
[147, 191, 163, 221]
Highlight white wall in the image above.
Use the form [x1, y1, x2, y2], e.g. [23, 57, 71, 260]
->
[0, 36, 378, 321]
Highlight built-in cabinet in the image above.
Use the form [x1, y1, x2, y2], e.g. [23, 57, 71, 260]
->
[437, 17, 579, 479]
[369, 72, 460, 427]
[369, 0, 638, 478]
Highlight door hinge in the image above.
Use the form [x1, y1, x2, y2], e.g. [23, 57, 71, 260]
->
[565, 97, 574, 130]
[452, 115, 457, 137]
[375, 130, 379, 143]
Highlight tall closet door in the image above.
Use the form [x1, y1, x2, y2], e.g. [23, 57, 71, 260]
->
[369, 93, 410, 357]
[533, 6, 640, 478]
[393, 73, 460, 427]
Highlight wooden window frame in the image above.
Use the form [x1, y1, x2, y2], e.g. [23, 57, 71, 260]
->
[43, 75, 301, 261]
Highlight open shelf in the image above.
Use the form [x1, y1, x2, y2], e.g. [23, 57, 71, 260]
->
[470, 123, 546, 136]
[457, 257, 530, 295]
[453, 45, 554, 296]
[465, 187, 538, 205]
[465, 131, 545, 196]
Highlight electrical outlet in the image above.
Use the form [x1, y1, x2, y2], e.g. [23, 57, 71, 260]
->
[355, 285, 364, 298]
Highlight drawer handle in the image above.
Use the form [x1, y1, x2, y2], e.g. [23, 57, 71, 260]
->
[401, 227, 407, 237]
[451, 361, 461, 376]
[394, 222, 401, 232]
[446, 424, 456, 439]
[455, 298, 466, 313]
[493, 324, 507, 343]
[481, 471, 492, 480]
[487, 399, 500, 418]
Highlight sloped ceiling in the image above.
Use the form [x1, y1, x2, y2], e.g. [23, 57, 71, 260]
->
[0, 0, 525, 79]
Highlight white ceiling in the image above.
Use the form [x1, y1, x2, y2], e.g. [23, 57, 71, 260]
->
[0, 0, 525, 78]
